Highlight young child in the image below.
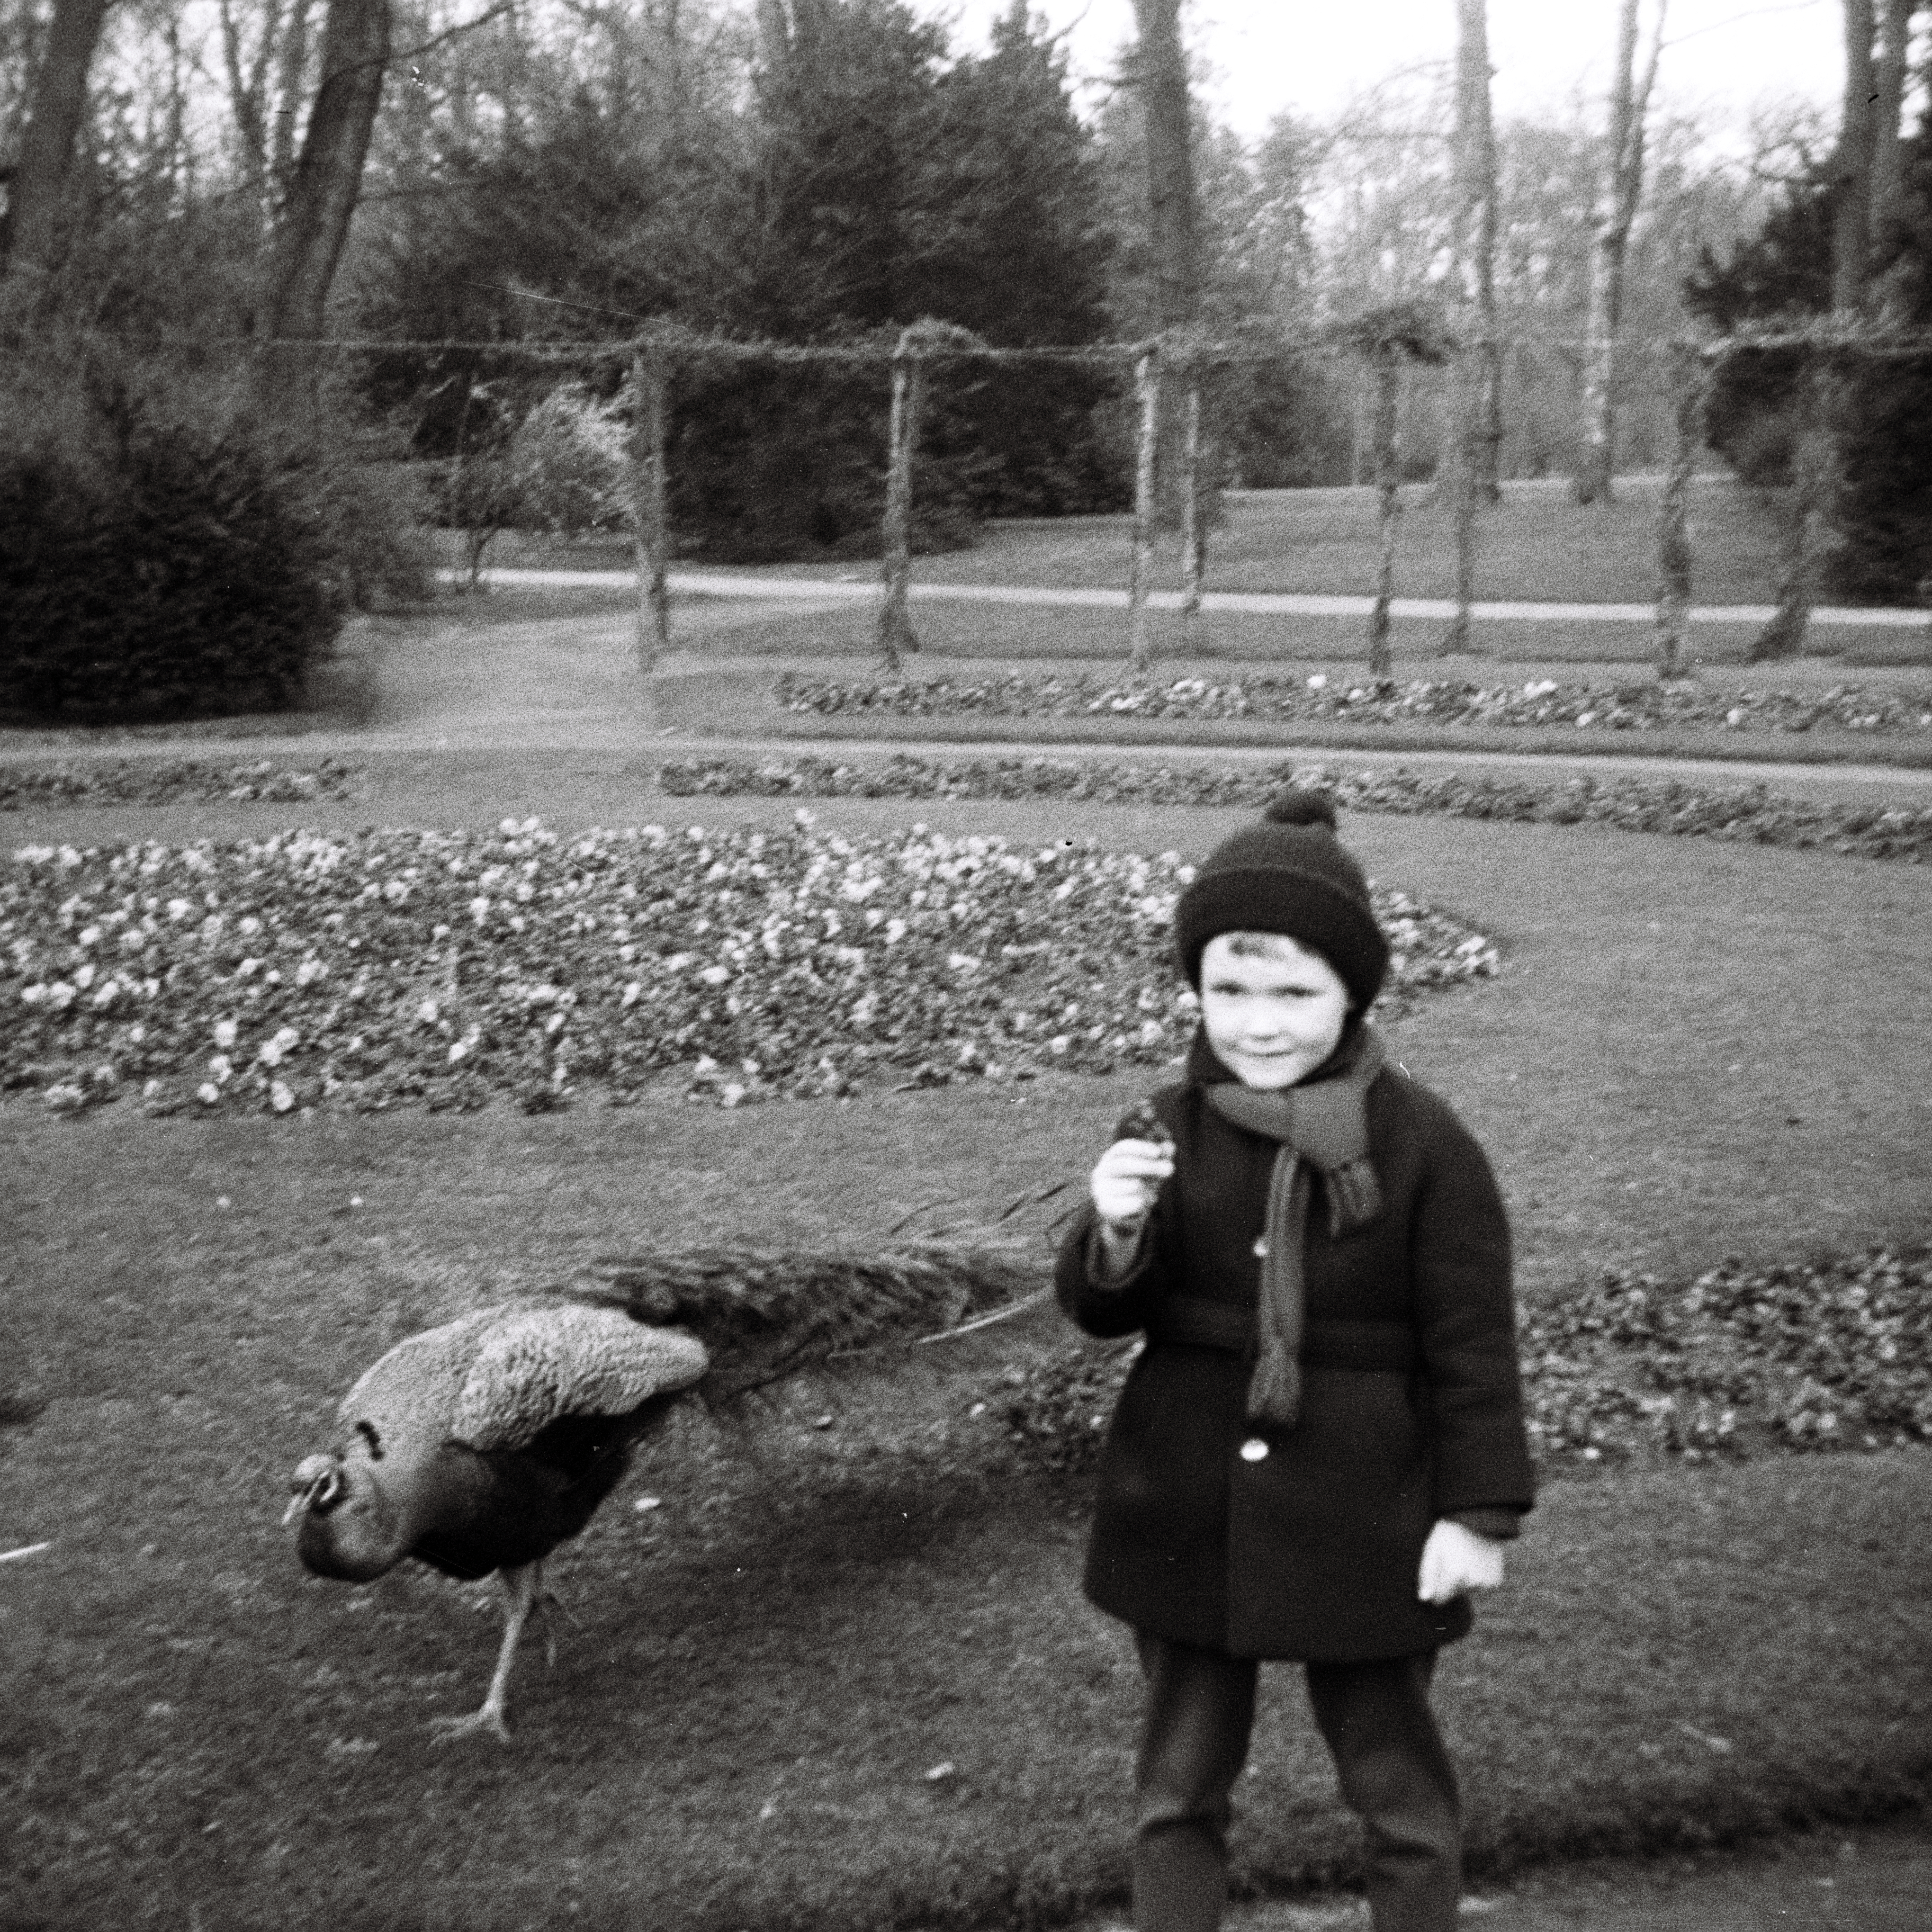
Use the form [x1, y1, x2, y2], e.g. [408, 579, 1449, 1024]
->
[1057, 789, 1535, 1932]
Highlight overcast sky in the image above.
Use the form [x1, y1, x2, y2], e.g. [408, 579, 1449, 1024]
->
[913, 1, 1845, 142]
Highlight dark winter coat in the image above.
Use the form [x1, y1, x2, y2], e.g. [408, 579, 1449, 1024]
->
[1056, 1039, 1536, 1661]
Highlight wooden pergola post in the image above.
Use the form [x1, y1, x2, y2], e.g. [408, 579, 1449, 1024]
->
[1129, 346, 1161, 672]
[631, 340, 671, 674]
[1654, 344, 1705, 681]
[1179, 372, 1205, 653]
[878, 333, 925, 670]
[1751, 343, 1835, 662]
[1367, 337, 1403, 681]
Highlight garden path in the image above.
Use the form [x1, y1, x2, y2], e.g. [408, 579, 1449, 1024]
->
[3, 601, 1931, 812]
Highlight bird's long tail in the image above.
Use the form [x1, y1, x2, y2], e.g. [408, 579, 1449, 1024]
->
[565, 1243, 1052, 1403]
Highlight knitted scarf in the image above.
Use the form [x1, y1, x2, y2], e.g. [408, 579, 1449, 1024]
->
[1193, 1022, 1388, 1430]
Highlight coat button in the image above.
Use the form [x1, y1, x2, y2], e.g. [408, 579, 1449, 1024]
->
[1239, 1437, 1269, 1462]
[1252, 1238, 1269, 1258]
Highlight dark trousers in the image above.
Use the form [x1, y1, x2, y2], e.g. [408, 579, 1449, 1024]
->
[1132, 1633, 1461, 1932]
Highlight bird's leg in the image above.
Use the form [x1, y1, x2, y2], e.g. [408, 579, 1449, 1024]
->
[429, 1561, 540, 1746]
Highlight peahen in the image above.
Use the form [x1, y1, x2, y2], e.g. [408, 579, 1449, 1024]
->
[285, 1244, 1044, 1742]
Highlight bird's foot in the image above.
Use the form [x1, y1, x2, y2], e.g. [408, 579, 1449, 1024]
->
[428, 1704, 513, 1747]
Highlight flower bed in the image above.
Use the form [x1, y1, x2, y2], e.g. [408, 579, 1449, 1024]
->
[2, 815, 1497, 1116]
[662, 754, 1932, 862]
[777, 670, 1932, 737]
[1001, 1247, 1932, 1472]
[0, 758, 363, 811]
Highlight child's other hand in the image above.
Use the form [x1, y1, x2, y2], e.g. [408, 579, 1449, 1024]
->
[1416, 1520, 1506, 1603]
[1091, 1136, 1174, 1233]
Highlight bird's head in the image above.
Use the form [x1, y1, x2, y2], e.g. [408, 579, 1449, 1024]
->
[285, 1435, 408, 1583]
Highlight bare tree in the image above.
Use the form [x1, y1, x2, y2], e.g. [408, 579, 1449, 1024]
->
[1868, 0, 1914, 307]
[1131, 0, 1198, 334]
[1832, 0, 1877, 314]
[0, 0, 116, 299]
[1443, 0, 1499, 653]
[255, 0, 392, 409]
[1574, 0, 1666, 506]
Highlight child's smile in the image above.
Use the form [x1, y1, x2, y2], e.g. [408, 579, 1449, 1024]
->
[1198, 931, 1351, 1090]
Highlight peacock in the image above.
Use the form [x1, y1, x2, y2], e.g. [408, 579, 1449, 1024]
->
[285, 1243, 1046, 1743]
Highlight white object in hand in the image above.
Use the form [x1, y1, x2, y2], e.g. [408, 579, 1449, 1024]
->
[1416, 1518, 1506, 1603]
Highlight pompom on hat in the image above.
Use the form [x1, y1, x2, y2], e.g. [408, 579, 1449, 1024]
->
[1172, 788, 1388, 1011]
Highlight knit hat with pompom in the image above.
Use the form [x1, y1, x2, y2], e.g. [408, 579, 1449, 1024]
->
[1172, 789, 1388, 1010]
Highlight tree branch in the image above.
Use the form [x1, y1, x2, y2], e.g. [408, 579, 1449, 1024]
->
[388, 0, 518, 68]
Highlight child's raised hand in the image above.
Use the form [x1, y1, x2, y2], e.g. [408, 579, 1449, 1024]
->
[1091, 1135, 1174, 1232]
[1416, 1519, 1506, 1604]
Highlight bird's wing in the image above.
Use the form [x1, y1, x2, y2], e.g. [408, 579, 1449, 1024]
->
[450, 1306, 710, 1454]
[337, 1308, 505, 1463]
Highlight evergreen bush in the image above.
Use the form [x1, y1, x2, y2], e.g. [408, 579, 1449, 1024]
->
[0, 350, 424, 725]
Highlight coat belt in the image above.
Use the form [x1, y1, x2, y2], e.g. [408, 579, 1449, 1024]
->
[1151, 1296, 1419, 1372]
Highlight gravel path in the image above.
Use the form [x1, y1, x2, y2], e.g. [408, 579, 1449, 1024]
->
[5, 598, 1930, 810]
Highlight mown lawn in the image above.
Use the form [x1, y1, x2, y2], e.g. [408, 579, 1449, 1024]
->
[479, 475, 1800, 609]
[4, 802, 1930, 1930]
[432, 474, 1932, 668]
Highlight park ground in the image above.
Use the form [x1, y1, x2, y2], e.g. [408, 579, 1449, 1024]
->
[4, 489, 1931, 1932]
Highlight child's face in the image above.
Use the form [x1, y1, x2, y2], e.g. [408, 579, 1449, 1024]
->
[1199, 931, 1351, 1090]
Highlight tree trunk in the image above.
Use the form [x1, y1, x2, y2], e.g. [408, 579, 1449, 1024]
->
[1869, 0, 1912, 306]
[218, 0, 281, 212]
[1832, 0, 1876, 316]
[255, 0, 391, 412]
[1443, 0, 1498, 653]
[271, 0, 314, 201]
[1575, 0, 1666, 506]
[1133, 0, 1198, 334]
[0, 0, 115, 290]
[1451, 0, 1500, 499]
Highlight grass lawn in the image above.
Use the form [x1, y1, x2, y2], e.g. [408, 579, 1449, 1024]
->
[651, 599, 1932, 671]
[430, 477, 1932, 671]
[5, 795, 1931, 1929]
[401, 592, 1932, 688]
[897, 479, 1796, 609]
[481, 477, 1802, 608]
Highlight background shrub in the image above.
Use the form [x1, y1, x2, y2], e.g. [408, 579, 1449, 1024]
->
[0, 347, 427, 725]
